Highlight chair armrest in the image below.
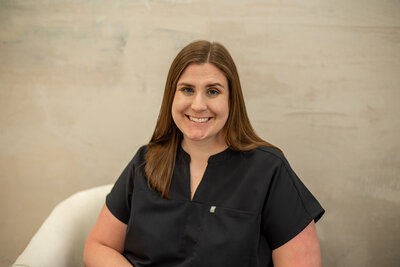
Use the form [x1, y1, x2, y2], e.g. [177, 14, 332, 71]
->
[12, 184, 113, 267]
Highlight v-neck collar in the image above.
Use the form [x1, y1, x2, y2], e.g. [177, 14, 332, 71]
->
[177, 145, 233, 165]
[175, 145, 236, 201]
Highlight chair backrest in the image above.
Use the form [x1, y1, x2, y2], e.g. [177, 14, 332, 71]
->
[12, 184, 113, 267]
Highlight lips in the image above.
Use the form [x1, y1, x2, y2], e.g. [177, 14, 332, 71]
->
[187, 115, 210, 123]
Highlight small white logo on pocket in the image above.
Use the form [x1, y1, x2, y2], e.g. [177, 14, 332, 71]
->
[210, 206, 216, 213]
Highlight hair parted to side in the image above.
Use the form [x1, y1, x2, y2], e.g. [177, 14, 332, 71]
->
[145, 40, 279, 198]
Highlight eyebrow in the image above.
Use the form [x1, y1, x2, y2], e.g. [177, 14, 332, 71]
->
[177, 82, 225, 88]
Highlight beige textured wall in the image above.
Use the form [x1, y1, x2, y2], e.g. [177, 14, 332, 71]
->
[1, 0, 399, 266]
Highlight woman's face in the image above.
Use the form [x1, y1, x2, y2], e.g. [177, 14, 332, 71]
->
[172, 63, 229, 146]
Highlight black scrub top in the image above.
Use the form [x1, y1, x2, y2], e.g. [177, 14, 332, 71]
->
[106, 145, 324, 267]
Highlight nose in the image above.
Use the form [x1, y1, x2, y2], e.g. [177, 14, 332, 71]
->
[191, 92, 207, 111]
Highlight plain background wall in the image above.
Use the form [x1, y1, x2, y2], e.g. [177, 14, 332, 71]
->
[1, 0, 399, 266]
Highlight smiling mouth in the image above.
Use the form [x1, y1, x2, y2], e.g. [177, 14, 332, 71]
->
[187, 115, 210, 123]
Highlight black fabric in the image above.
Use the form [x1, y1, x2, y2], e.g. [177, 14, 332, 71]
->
[106, 145, 325, 267]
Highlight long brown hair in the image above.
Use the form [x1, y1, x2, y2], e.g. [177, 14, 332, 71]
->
[145, 40, 278, 198]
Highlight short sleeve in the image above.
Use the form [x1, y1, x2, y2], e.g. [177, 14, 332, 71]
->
[106, 158, 135, 224]
[262, 159, 325, 249]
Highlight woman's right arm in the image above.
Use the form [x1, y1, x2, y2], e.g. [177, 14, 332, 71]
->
[83, 204, 133, 267]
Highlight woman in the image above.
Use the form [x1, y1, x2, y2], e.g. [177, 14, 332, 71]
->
[84, 40, 325, 267]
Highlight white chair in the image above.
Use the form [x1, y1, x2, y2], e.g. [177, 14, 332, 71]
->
[12, 184, 113, 267]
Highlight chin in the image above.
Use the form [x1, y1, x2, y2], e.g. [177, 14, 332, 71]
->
[187, 136, 207, 141]
[183, 133, 208, 141]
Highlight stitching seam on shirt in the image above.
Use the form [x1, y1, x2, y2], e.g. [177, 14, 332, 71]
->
[281, 162, 313, 220]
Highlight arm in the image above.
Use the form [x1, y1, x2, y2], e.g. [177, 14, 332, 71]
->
[83, 204, 133, 267]
[272, 220, 321, 267]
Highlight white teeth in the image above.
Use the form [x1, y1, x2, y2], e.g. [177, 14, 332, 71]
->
[189, 116, 209, 123]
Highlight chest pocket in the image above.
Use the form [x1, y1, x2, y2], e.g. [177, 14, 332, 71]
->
[196, 205, 259, 267]
[125, 189, 259, 267]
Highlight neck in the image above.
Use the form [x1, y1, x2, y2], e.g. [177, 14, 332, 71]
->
[182, 137, 228, 162]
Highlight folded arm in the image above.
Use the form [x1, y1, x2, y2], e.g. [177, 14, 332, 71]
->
[272, 220, 322, 267]
[84, 204, 133, 267]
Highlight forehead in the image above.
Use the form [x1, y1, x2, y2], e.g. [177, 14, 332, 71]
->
[178, 63, 228, 85]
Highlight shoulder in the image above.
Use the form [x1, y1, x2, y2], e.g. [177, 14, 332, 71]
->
[253, 146, 285, 161]
[238, 146, 297, 176]
[243, 146, 287, 165]
[128, 145, 148, 167]
[135, 144, 148, 158]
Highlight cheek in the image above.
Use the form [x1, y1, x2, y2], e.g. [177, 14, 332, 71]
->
[216, 100, 230, 120]
[172, 94, 183, 111]
[171, 101, 179, 122]
[171, 96, 186, 123]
